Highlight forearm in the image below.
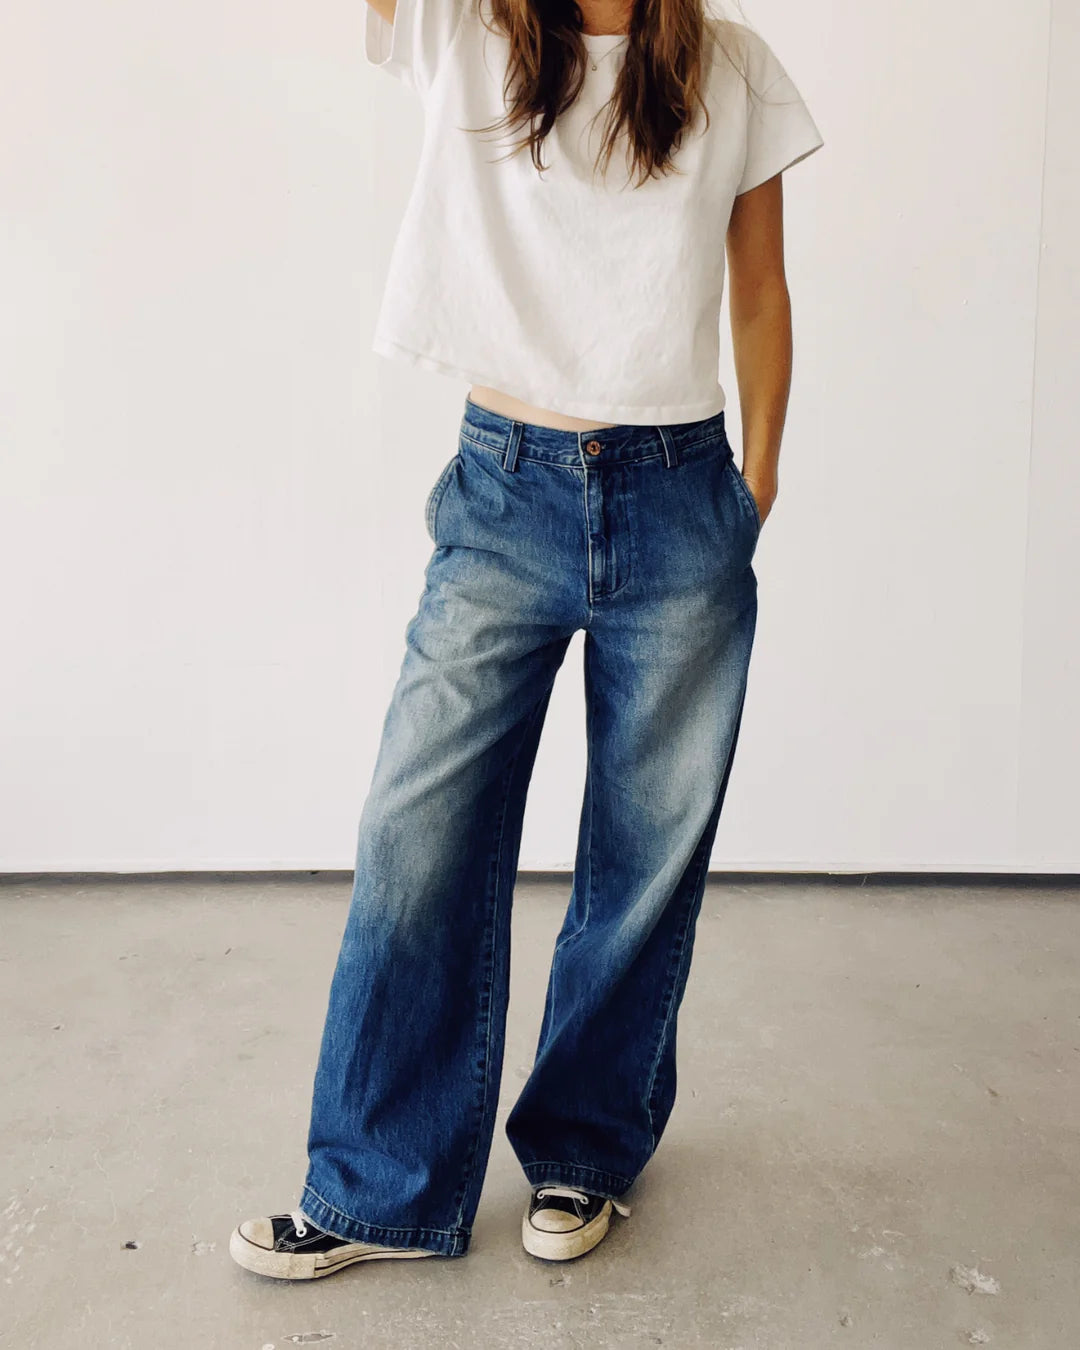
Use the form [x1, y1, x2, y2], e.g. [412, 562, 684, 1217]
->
[729, 289, 792, 496]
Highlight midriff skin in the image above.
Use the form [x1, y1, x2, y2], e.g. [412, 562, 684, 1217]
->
[468, 385, 619, 431]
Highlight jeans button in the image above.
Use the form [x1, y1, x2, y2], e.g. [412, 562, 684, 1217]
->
[585, 440, 602, 456]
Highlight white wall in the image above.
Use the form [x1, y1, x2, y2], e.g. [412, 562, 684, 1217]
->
[1, 1, 1076, 872]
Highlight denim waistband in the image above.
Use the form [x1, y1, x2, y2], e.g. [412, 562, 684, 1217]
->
[459, 396, 729, 470]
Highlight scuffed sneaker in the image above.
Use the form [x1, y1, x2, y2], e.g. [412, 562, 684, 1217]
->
[229, 1208, 438, 1280]
[521, 1185, 632, 1262]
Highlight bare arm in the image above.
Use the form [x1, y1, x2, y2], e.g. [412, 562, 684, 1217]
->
[724, 172, 793, 528]
[366, 0, 395, 25]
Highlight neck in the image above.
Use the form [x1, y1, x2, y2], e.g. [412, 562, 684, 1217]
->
[577, 5, 633, 36]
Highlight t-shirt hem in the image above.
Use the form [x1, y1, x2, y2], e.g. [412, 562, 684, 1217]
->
[372, 334, 727, 426]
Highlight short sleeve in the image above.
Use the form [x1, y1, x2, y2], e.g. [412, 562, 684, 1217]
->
[364, 0, 465, 99]
[736, 31, 824, 196]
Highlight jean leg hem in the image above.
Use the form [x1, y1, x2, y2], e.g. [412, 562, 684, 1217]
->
[520, 1161, 635, 1201]
[299, 1183, 470, 1258]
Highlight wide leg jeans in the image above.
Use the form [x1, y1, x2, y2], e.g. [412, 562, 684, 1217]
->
[299, 396, 760, 1256]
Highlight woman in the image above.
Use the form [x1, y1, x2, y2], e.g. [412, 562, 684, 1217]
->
[231, 0, 823, 1278]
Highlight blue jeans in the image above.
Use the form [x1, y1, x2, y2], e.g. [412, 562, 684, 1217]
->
[299, 395, 760, 1256]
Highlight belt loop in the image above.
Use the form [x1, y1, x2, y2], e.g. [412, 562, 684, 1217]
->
[503, 420, 524, 473]
[657, 424, 679, 469]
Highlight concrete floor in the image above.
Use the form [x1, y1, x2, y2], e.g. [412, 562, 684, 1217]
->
[2, 873, 1077, 1349]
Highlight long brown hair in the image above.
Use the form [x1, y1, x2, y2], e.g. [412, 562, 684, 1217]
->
[471, 0, 752, 188]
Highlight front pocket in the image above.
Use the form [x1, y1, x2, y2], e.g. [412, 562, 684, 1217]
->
[725, 458, 762, 535]
[424, 453, 459, 541]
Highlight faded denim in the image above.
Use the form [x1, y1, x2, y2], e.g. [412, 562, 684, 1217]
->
[299, 395, 760, 1256]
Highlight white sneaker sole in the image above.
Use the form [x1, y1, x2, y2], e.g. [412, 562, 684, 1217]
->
[228, 1225, 437, 1279]
[521, 1202, 612, 1261]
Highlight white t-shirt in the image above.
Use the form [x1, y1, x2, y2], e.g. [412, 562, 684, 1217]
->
[364, 0, 824, 425]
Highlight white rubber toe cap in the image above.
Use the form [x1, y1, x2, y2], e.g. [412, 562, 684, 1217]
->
[238, 1217, 275, 1250]
[530, 1209, 582, 1233]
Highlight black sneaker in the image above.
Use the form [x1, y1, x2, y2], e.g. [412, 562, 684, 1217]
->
[521, 1185, 632, 1261]
[229, 1208, 437, 1280]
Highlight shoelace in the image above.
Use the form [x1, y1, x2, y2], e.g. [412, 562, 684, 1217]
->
[290, 1209, 312, 1238]
[535, 1185, 632, 1216]
[537, 1185, 589, 1205]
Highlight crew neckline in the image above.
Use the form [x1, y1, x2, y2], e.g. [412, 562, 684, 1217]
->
[581, 32, 629, 45]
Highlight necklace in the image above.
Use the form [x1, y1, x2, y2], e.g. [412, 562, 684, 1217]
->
[584, 34, 628, 72]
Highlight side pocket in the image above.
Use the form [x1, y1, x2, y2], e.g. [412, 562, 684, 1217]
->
[725, 457, 762, 536]
[424, 453, 459, 542]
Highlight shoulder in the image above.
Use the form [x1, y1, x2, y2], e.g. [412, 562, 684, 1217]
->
[704, 15, 783, 97]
